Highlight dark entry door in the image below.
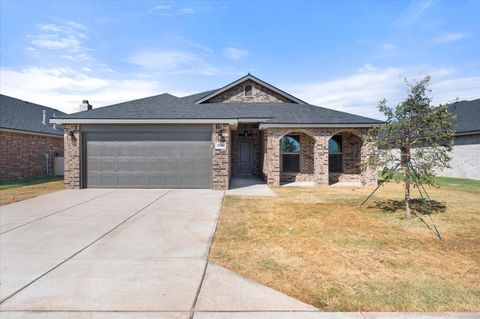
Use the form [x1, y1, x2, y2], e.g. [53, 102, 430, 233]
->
[236, 137, 252, 175]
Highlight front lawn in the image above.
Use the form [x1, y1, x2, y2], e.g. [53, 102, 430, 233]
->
[209, 179, 480, 311]
[0, 176, 64, 205]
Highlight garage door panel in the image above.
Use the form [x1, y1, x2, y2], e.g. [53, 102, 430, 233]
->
[117, 159, 132, 171]
[132, 159, 147, 171]
[101, 159, 116, 172]
[148, 161, 164, 171]
[85, 127, 212, 188]
[181, 159, 194, 171]
[101, 175, 118, 187]
[194, 160, 211, 171]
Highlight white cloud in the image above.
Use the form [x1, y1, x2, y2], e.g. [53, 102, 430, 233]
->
[224, 47, 249, 60]
[127, 49, 202, 70]
[0, 67, 167, 113]
[151, 4, 171, 11]
[291, 64, 480, 119]
[434, 32, 469, 44]
[395, 0, 433, 27]
[127, 49, 239, 76]
[149, 4, 197, 16]
[28, 21, 92, 61]
[381, 42, 397, 52]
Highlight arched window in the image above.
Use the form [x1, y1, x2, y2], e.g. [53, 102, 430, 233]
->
[281, 135, 300, 172]
[245, 84, 253, 96]
[329, 135, 343, 172]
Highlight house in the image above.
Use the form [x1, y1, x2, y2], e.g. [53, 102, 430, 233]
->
[51, 74, 382, 190]
[0, 94, 65, 181]
[437, 99, 480, 180]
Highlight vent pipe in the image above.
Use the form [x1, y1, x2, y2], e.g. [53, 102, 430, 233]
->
[79, 100, 92, 111]
[42, 110, 46, 125]
[52, 113, 57, 130]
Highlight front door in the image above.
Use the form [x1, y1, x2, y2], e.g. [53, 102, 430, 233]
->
[236, 137, 252, 175]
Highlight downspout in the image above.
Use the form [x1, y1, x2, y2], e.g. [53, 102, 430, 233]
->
[44, 153, 50, 176]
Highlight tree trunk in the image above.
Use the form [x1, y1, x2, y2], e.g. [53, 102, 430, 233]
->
[401, 147, 412, 218]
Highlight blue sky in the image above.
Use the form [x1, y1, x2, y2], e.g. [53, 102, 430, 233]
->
[1, 0, 479, 118]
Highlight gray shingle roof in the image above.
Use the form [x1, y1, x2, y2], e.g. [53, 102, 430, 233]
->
[0, 94, 65, 136]
[56, 89, 382, 125]
[448, 99, 480, 134]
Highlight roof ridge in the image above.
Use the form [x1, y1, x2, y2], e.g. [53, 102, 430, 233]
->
[0, 94, 65, 114]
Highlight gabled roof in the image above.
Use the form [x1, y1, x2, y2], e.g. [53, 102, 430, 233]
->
[194, 74, 307, 104]
[449, 98, 480, 134]
[53, 93, 382, 126]
[0, 94, 65, 136]
[52, 74, 383, 126]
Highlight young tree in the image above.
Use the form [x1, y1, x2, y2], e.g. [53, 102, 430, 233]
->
[365, 76, 455, 217]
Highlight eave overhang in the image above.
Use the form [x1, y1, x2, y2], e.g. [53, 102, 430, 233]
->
[259, 123, 380, 130]
[194, 74, 307, 105]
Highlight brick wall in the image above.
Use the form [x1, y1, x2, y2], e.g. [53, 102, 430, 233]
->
[63, 124, 81, 189]
[0, 130, 63, 181]
[206, 80, 295, 103]
[263, 127, 377, 186]
[280, 133, 316, 183]
[212, 124, 231, 190]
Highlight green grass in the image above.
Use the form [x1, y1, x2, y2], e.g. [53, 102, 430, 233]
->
[378, 171, 480, 195]
[0, 176, 63, 190]
[435, 176, 480, 195]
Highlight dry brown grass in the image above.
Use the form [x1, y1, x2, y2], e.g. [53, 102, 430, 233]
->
[0, 180, 64, 205]
[210, 181, 480, 311]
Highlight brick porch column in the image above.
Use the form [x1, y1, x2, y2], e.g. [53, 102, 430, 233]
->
[212, 124, 231, 190]
[361, 142, 378, 186]
[64, 124, 81, 189]
[314, 135, 329, 185]
[265, 129, 280, 186]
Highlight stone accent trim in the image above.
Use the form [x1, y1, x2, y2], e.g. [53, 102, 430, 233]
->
[212, 124, 231, 190]
[0, 130, 63, 181]
[63, 124, 81, 189]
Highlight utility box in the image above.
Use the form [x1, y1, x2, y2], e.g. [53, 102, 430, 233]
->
[54, 157, 64, 176]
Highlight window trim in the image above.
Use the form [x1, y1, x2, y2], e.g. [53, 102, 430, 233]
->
[281, 135, 301, 173]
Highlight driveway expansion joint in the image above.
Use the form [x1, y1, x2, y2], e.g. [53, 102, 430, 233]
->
[0, 189, 117, 235]
[0, 190, 171, 305]
[189, 190, 226, 319]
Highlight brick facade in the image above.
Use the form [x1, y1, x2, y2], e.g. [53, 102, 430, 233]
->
[63, 124, 81, 189]
[212, 123, 231, 190]
[205, 80, 295, 103]
[0, 130, 63, 181]
[262, 127, 377, 186]
[61, 123, 377, 190]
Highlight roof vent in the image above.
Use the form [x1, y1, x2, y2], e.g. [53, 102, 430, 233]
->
[52, 113, 57, 130]
[79, 100, 93, 111]
[42, 110, 46, 125]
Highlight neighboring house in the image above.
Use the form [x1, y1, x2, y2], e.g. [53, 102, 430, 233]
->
[52, 74, 382, 190]
[437, 99, 480, 180]
[0, 94, 65, 181]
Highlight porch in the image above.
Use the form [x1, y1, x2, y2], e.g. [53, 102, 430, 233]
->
[228, 124, 377, 188]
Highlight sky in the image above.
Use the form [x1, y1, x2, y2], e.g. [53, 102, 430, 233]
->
[1, 0, 479, 119]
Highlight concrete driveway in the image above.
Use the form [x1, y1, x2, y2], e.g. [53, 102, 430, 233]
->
[0, 188, 314, 319]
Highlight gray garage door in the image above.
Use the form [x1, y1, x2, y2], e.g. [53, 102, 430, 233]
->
[84, 126, 212, 188]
